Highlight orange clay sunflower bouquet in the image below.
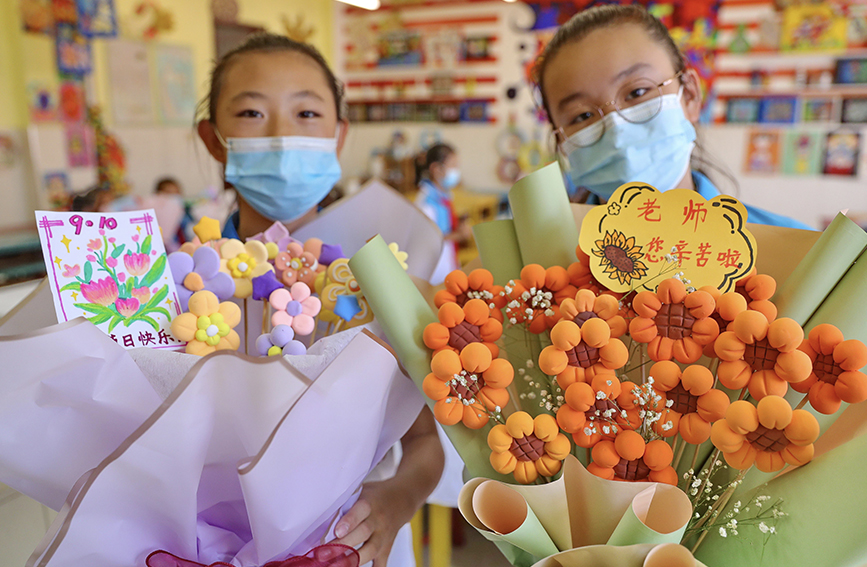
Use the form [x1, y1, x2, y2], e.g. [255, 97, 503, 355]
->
[351, 167, 867, 567]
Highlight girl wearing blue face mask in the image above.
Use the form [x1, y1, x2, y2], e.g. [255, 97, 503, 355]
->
[196, 33, 443, 567]
[414, 143, 467, 283]
[534, 5, 813, 230]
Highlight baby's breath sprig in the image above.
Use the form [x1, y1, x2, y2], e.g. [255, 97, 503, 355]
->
[686, 490, 787, 553]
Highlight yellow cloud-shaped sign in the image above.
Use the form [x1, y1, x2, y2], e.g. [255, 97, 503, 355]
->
[579, 183, 756, 293]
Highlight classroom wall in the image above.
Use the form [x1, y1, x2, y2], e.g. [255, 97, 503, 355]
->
[0, 0, 334, 232]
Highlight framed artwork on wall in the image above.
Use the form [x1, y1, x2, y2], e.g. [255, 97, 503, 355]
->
[758, 96, 798, 124]
[841, 97, 867, 124]
[726, 98, 760, 123]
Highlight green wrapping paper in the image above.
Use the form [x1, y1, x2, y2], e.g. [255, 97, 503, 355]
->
[772, 213, 867, 325]
[349, 235, 509, 481]
[694, 424, 867, 567]
[729, 220, 867, 495]
[508, 162, 579, 269]
[474, 220, 524, 285]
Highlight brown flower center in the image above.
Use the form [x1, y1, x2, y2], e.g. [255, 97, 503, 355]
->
[814, 353, 843, 384]
[604, 245, 635, 273]
[510, 434, 545, 462]
[654, 303, 696, 340]
[572, 310, 599, 327]
[745, 338, 779, 372]
[566, 342, 600, 368]
[454, 292, 469, 306]
[448, 320, 482, 350]
[745, 425, 790, 452]
[614, 457, 650, 481]
[449, 371, 485, 400]
[666, 382, 698, 415]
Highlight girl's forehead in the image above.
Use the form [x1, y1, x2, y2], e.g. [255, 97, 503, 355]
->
[220, 50, 334, 99]
[544, 24, 674, 98]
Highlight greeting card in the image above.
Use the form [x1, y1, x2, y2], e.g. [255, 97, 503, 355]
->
[35, 209, 184, 349]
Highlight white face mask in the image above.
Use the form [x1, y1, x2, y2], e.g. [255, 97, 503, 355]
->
[441, 168, 461, 189]
[558, 90, 696, 199]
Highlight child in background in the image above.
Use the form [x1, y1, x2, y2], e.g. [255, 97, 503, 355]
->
[145, 176, 188, 252]
[414, 143, 469, 284]
[195, 32, 443, 567]
[533, 4, 813, 229]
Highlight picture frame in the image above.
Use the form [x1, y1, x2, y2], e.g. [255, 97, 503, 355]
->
[841, 97, 867, 124]
[725, 98, 760, 123]
[801, 97, 836, 122]
[743, 129, 781, 174]
[835, 58, 867, 84]
[758, 96, 798, 124]
[823, 130, 860, 176]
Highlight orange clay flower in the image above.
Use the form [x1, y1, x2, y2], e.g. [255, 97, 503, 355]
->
[629, 278, 718, 364]
[488, 412, 570, 484]
[648, 361, 730, 444]
[698, 287, 748, 358]
[710, 396, 819, 473]
[734, 269, 777, 323]
[714, 311, 812, 399]
[434, 269, 506, 323]
[567, 245, 625, 299]
[791, 324, 867, 414]
[423, 343, 512, 429]
[538, 317, 629, 390]
[588, 429, 677, 485]
[504, 264, 577, 334]
[423, 299, 502, 358]
[559, 288, 627, 338]
[556, 375, 629, 447]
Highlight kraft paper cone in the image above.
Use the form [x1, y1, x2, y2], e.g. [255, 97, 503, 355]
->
[460, 456, 695, 567]
[772, 213, 867, 325]
[468, 480, 560, 560]
[531, 543, 702, 567]
[606, 484, 692, 547]
[509, 162, 579, 269]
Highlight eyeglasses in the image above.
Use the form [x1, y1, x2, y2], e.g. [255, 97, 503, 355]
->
[556, 71, 684, 148]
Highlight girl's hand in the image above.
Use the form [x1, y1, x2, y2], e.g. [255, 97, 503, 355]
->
[332, 478, 408, 566]
[333, 407, 443, 566]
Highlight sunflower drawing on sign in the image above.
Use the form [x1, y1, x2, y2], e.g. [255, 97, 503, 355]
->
[591, 230, 649, 287]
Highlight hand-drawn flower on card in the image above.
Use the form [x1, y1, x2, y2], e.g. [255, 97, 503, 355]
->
[81, 276, 118, 306]
[591, 230, 648, 287]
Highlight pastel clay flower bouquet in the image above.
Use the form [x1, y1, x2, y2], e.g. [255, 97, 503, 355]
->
[349, 163, 867, 567]
[167, 218, 412, 356]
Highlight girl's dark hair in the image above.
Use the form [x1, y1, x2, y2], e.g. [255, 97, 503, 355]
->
[534, 4, 739, 198]
[196, 32, 346, 124]
[416, 143, 455, 184]
[533, 4, 685, 125]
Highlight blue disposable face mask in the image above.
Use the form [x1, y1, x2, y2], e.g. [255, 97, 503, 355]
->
[218, 129, 342, 223]
[558, 90, 696, 200]
[441, 168, 461, 190]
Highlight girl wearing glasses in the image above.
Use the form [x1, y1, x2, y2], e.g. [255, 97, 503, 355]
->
[534, 4, 812, 229]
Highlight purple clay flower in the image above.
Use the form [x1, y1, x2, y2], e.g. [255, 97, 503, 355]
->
[249, 222, 293, 253]
[169, 247, 235, 313]
[255, 324, 307, 357]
